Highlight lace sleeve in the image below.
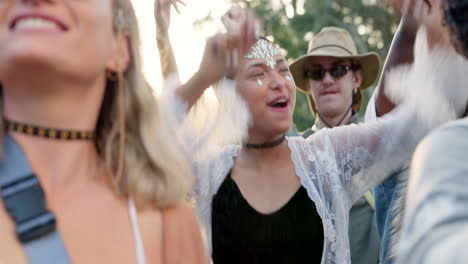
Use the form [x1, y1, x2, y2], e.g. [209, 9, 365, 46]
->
[159, 78, 249, 199]
[306, 106, 418, 206]
[306, 27, 468, 207]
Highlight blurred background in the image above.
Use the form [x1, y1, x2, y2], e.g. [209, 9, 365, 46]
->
[132, 0, 399, 132]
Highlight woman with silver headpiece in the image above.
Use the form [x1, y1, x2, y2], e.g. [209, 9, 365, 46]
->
[171, 4, 468, 264]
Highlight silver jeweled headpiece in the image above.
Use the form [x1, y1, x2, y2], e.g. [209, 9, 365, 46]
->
[244, 38, 281, 68]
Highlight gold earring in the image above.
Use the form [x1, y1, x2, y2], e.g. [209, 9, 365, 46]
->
[116, 70, 127, 183]
[106, 70, 119, 81]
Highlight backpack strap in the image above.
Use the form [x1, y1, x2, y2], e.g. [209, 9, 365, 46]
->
[0, 135, 71, 264]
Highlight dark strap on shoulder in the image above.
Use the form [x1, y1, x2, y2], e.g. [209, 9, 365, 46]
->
[0, 135, 71, 264]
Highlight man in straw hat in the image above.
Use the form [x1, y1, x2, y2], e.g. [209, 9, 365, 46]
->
[289, 26, 381, 264]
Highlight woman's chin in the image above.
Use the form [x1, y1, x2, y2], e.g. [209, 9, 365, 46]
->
[1, 47, 55, 71]
[269, 123, 292, 136]
[0, 47, 89, 83]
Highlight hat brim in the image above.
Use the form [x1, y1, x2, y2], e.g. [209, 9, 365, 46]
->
[290, 51, 381, 93]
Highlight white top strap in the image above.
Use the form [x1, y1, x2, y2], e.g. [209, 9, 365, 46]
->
[129, 199, 146, 264]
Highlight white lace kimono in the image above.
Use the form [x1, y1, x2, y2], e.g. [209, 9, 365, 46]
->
[192, 109, 421, 264]
[164, 28, 468, 264]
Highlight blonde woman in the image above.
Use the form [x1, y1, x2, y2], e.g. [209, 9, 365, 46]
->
[0, 0, 233, 263]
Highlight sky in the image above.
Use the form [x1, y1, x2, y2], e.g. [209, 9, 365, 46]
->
[131, 0, 231, 93]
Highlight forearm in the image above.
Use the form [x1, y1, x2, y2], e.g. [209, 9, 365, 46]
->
[177, 72, 212, 110]
[375, 16, 417, 116]
[156, 27, 179, 80]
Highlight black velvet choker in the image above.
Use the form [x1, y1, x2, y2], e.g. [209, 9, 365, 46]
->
[244, 135, 286, 149]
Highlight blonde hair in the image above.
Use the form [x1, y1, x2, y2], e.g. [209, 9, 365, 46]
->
[0, 0, 192, 209]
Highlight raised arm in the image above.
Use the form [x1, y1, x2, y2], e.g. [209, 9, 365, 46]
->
[176, 6, 257, 110]
[159, 6, 257, 154]
[154, 0, 181, 81]
[373, 14, 418, 116]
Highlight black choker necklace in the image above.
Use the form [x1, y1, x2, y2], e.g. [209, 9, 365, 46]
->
[244, 135, 286, 149]
[3, 119, 96, 140]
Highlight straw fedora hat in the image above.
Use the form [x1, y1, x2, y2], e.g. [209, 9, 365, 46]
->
[290, 27, 381, 116]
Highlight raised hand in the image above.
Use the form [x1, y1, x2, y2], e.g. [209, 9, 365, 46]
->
[384, 0, 426, 18]
[179, 6, 259, 109]
[154, 0, 186, 32]
[198, 6, 258, 83]
[155, 0, 184, 80]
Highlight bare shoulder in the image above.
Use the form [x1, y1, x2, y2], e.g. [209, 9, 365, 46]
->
[163, 202, 200, 223]
[162, 202, 208, 264]
[163, 202, 204, 241]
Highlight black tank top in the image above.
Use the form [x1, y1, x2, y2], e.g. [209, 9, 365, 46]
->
[211, 171, 324, 264]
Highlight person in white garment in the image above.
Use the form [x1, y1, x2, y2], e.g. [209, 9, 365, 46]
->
[395, 0, 468, 262]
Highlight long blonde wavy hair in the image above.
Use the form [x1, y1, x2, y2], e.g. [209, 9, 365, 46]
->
[0, 0, 192, 209]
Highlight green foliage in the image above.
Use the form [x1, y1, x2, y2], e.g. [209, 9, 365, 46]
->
[233, 0, 399, 131]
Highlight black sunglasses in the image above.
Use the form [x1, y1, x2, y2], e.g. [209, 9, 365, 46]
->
[305, 65, 354, 81]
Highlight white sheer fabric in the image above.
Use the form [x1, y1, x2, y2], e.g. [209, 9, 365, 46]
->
[364, 93, 377, 122]
[397, 118, 468, 264]
[164, 28, 468, 264]
[191, 107, 422, 264]
[395, 33, 468, 264]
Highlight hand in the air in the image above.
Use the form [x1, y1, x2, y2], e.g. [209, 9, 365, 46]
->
[196, 6, 259, 85]
[155, 0, 186, 31]
[384, 0, 426, 18]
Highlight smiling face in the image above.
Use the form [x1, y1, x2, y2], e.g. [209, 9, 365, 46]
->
[235, 48, 296, 137]
[0, 0, 125, 85]
[304, 56, 362, 118]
